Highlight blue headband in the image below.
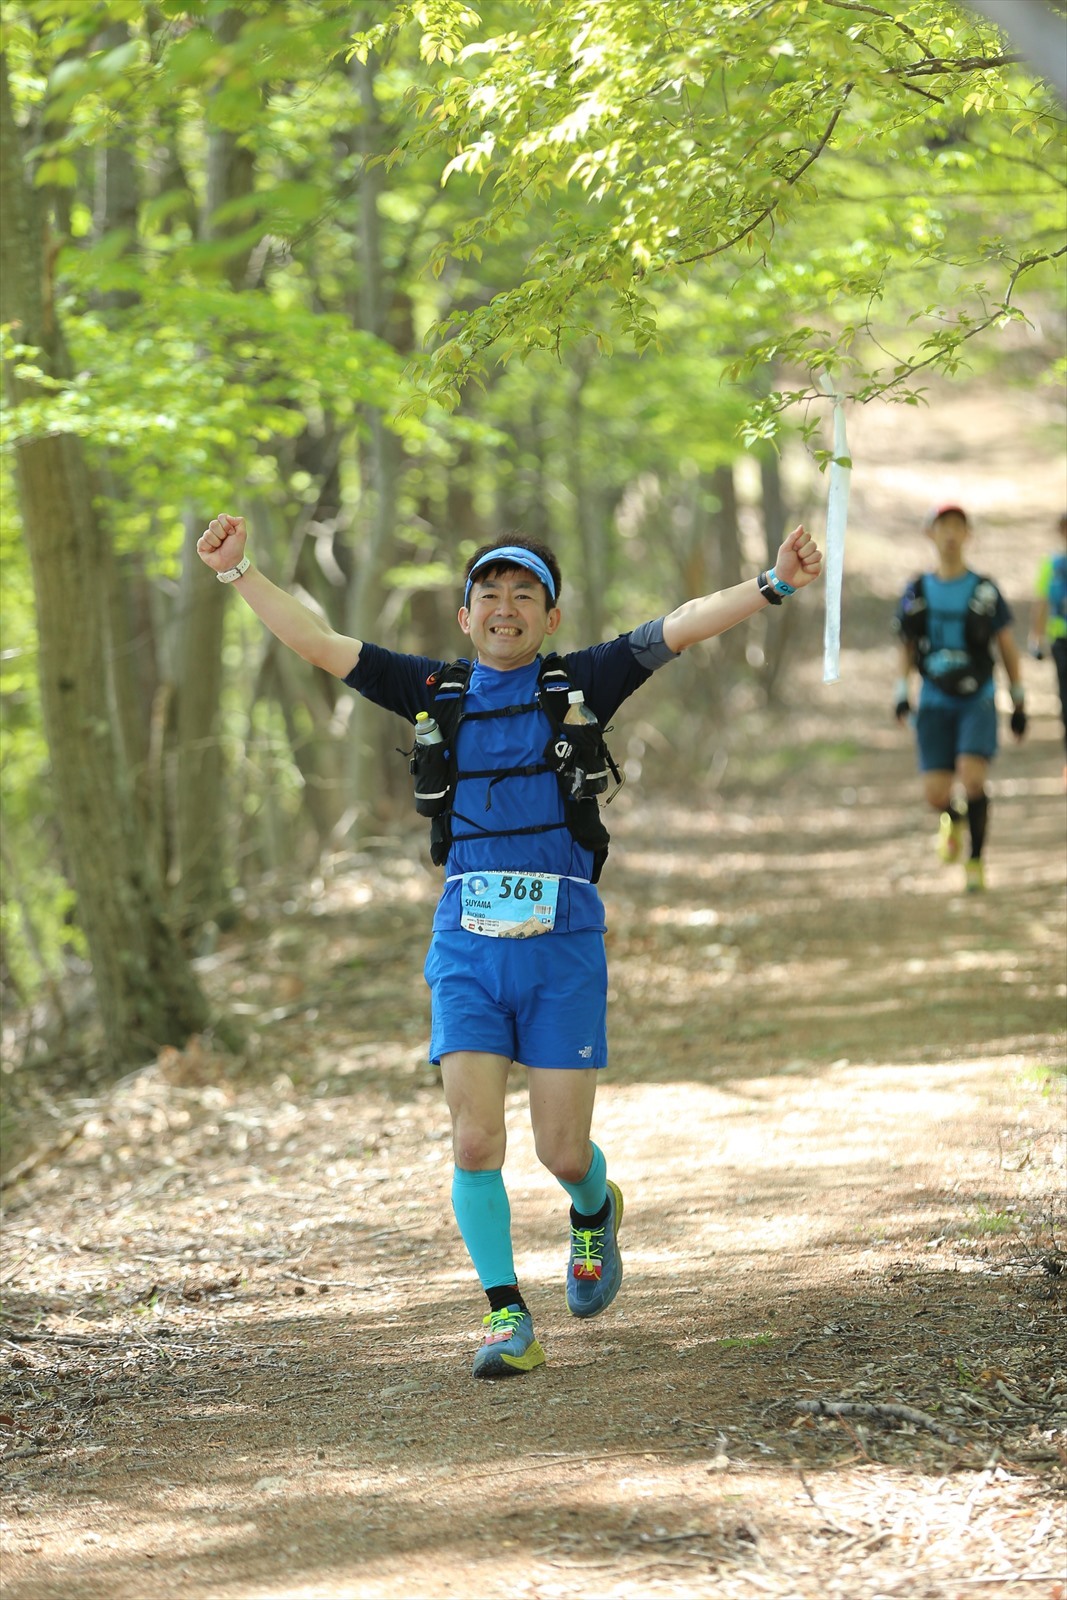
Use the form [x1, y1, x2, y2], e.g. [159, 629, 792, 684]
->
[464, 546, 557, 608]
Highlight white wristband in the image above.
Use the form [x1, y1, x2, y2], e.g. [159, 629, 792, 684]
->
[216, 556, 251, 584]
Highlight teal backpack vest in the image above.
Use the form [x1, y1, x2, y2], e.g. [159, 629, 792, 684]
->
[895, 572, 1000, 695]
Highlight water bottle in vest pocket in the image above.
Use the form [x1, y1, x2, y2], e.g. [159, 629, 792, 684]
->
[410, 712, 451, 817]
[545, 693, 610, 799]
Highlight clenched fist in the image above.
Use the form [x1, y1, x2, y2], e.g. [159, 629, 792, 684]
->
[773, 525, 823, 590]
[197, 514, 247, 574]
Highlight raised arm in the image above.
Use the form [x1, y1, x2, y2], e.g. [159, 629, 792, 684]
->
[196, 515, 362, 679]
[661, 525, 823, 653]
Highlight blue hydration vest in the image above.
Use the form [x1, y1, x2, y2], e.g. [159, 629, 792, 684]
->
[408, 653, 620, 882]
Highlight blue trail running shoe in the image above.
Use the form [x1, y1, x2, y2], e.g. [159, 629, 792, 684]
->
[566, 1179, 624, 1318]
[471, 1305, 546, 1379]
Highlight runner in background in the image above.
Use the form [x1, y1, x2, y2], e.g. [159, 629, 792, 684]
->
[894, 504, 1027, 894]
[1028, 512, 1067, 790]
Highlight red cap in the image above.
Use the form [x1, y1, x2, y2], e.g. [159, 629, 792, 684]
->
[926, 503, 968, 526]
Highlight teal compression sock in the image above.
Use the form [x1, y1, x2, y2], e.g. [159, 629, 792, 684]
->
[558, 1142, 608, 1220]
[451, 1167, 517, 1290]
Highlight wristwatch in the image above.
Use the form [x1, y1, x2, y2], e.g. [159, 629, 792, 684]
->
[216, 556, 251, 584]
[756, 570, 783, 606]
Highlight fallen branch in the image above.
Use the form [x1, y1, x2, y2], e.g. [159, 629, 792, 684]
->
[792, 1396, 966, 1446]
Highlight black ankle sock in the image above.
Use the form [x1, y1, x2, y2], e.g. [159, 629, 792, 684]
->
[486, 1284, 526, 1314]
[967, 793, 989, 858]
[570, 1198, 610, 1230]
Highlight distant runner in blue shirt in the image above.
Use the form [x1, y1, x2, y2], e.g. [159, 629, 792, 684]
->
[894, 504, 1026, 894]
[198, 516, 823, 1379]
[1028, 511, 1067, 790]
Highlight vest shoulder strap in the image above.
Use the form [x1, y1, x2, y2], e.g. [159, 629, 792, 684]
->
[430, 652, 575, 736]
[896, 575, 927, 645]
[428, 658, 473, 744]
[537, 652, 575, 722]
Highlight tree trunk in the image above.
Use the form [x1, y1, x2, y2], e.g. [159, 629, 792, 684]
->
[502, 399, 551, 542]
[758, 449, 795, 702]
[0, 53, 217, 1069]
[171, 8, 257, 927]
[88, 24, 164, 863]
[342, 54, 403, 833]
[91, 22, 140, 314]
[759, 450, 787, 565]
[710, 463, 746, 669]
[567, 365, 609, 642]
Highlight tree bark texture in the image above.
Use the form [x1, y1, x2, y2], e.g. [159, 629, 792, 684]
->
[0, 53, 215, 1069]
[172, 7, 258, 925]
[758, 450, 795, 702]
[709, 463, 746, 669]
[567, 364, 609, 644]
[341, 54, 403, 830]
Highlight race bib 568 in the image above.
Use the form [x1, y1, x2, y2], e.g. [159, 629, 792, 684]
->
[459, 872, 559, 938]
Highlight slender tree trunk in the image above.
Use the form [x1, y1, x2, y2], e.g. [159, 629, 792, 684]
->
[710, 463, 745, 668]
[92, 22, 139, 313]
[759, 450, 787, 564]
[88, 24, 164, 863]
[343, 54, 402, 830]
[171, 8, 257, 927]
[758, 449, 795, 702]
[0, 54, 217, 1069]
[567, 364, 609, 642]
[504, 400, 550, 542]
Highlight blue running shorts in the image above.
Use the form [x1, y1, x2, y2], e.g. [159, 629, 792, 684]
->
[425, 929, 608, 1069]
[915, 697, 998, 771]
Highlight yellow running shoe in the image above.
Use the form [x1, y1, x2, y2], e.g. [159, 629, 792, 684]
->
[471, 1305, 545, 1379]
[965, 859, 986, 894]
[937, 809, 966, 864]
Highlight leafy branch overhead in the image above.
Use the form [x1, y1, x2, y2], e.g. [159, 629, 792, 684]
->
[353, 0, 1066, 414]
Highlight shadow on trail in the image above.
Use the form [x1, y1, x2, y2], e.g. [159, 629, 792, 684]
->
[3, 1238, 1060, 1600]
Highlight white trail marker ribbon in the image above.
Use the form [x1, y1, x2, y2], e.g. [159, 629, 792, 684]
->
[819, 373, 852, 684]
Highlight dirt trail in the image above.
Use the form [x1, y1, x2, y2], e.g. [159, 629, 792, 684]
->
[2, 383, 1065, 1599]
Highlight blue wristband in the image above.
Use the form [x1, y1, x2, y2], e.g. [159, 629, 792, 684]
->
[767, 567, 796, 597]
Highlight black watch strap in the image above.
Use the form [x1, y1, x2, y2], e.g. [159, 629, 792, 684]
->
[756, 571, 783, 606]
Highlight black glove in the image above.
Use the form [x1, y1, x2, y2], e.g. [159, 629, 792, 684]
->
[894, 698, 911, 724]
[1010, 705, 1027, 738]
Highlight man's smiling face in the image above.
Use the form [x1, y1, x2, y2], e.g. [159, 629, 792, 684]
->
[459, 566, 561, 670]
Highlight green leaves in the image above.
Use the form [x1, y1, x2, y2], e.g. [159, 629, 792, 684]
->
[348, 0, 1064, 414]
